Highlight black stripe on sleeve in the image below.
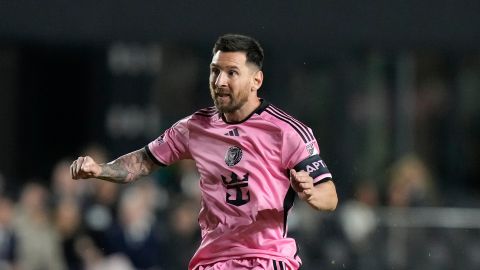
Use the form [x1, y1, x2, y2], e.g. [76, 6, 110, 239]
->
[269, 105, 315, 142]
[265, 108, 309, 143]
[198, 106, 217, 112]
[193, 107, 219, 117]
[144, 145, 167, 167]
[273, 260, 278, 270]
[193, 111, 218, 117]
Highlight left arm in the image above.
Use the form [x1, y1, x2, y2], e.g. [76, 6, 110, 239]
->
[290, 169, 338, 211]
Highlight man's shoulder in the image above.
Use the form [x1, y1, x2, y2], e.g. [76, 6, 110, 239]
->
[261, 103, 300, 119]
[189, 106, 220, 121]
[260, 103, 314, 143]
[192, 106, 219, 116]
[169, 106, 218, 129]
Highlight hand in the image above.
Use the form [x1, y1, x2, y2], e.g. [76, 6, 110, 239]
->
[290, 169, 314, 198]
[70, 156, 101, 180]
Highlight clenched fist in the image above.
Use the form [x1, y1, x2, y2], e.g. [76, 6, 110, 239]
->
[70, 156, 101, 180]
[290, 169, 314, 197]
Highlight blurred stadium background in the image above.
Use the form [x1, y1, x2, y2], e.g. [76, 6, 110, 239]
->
[0, 1, 480, 269]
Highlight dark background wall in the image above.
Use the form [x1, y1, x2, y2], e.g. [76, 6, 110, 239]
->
[0, 0, 479, 196]
[1, 0, 479, 49]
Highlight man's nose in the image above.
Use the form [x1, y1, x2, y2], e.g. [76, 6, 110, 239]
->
[215, 72, 227, 88]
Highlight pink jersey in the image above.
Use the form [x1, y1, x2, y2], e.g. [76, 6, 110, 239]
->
[146, 100, 332, 270]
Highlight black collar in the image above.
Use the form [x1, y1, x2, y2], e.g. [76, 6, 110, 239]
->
[221, 98, 270, 124]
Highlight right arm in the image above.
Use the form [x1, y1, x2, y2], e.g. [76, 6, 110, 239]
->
[70, 148, 159, 184]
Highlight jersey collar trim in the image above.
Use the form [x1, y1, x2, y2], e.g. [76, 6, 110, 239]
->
[221, 98, 270, 124]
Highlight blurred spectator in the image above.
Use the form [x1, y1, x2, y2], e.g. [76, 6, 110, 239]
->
[105, 183, 164, 269]
[0, 195, 17, 270]
[387, 153, 438, 207]
[51, 158, 90, 205]
[79, 144, 120, 253]
[135, 177, 166, 214]
[340, 181, 379, 247]
[81, 143, 109, 165]
[14, 181, 66, 270]
[54, 198, 84, 270]
[385, 154, 445, 270]
[291, 202, 352, 270]
[339, 181, 385, 270]
[75, 235, 134, 270]
[164, 196, 201, 269]
[178, 160, 201, 200]
[83, 180, 120, 254]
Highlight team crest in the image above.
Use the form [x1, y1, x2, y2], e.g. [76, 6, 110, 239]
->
[306, 142, 319, 156]
[225, 146, 243, 167]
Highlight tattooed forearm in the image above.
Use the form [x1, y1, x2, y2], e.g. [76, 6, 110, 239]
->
[97, 149, 157, 183]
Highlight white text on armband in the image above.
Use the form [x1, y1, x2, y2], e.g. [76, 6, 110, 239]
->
[293, 154, 330, 179]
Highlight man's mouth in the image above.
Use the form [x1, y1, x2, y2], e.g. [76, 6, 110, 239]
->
[215, 92, 231, 98]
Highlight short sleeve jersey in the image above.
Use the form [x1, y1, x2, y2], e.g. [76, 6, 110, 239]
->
[146, 100, 332, 270]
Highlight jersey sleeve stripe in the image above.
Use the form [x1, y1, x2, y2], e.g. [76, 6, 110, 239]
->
[197, 107, 218, 113]
[270, 105, 314, 141]
[193, 112, 217, 117]
[144, 145, 167, 167]
[269, 105, 315, 142]
[194, 107, 219, 117]
[265, 108, 309, 143]
[272, 105, 315, 139]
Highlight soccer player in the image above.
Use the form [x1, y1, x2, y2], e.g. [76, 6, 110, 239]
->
[71, 34, 338, 270]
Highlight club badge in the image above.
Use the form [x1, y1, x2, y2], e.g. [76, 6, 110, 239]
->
[306, 142, 319, 156]
[225, 146, 243, 167]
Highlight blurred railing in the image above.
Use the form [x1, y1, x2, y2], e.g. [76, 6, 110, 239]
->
[377, 207, 480, 229]
[317, 205, 480, 270]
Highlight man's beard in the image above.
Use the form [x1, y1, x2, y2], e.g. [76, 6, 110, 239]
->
[211, 88, 249, 113]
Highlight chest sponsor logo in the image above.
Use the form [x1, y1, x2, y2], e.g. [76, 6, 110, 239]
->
[225, 146, 243, 167]
[221, 172, 250, 206]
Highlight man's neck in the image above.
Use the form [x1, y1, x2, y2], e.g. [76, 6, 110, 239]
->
[223, 98, 261, 123]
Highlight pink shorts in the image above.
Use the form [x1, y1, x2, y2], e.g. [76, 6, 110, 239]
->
[195, 258, 293, 270]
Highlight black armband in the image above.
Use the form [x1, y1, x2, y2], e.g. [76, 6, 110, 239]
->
[293, 154, 331, 182]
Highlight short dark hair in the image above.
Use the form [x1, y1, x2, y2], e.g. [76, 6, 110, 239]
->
[213, 34, 264, 69]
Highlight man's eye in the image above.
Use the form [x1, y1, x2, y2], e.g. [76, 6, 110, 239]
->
[211, 68, 219, 75]
[228, 70, 238, 76]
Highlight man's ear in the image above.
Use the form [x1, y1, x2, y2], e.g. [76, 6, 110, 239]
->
[252, 70, 263, 92]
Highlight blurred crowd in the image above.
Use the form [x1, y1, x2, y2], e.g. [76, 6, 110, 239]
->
[0, 144, 479, 270]
[0, 144, 201, 270]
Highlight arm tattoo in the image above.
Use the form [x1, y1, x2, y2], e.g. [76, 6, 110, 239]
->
[97, 148, 157, 183]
